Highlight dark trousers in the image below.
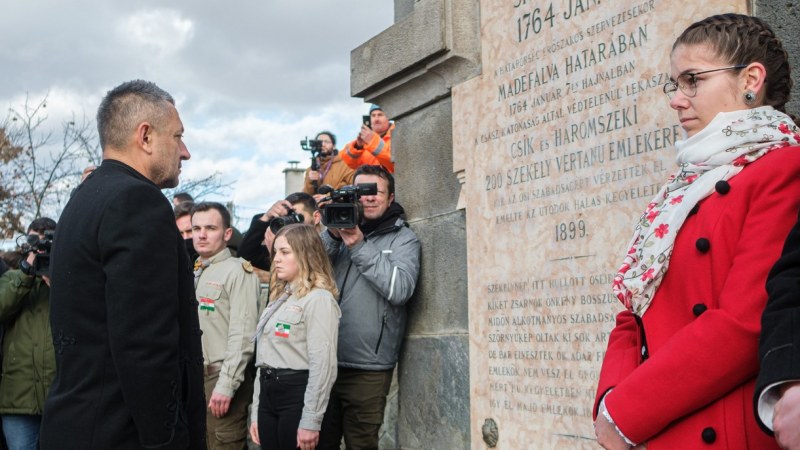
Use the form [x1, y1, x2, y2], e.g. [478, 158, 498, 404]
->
[257, 370, 309, 450]
[318, 368, 393, 450]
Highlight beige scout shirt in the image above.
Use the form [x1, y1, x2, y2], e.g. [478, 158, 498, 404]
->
[251, 288, 341, 431]
[195, 248, 259, 398]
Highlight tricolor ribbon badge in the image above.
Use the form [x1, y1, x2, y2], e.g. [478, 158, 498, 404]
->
[275, 322, 291, 338]
[200, 297, 215, 312]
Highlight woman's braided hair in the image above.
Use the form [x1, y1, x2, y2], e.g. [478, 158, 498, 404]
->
[674, 13, 798, 125]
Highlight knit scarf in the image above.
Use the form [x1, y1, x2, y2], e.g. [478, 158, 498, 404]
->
[612, 106, 800, 316]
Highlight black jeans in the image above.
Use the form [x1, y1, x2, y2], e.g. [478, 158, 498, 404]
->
[257, 369, 309, 450]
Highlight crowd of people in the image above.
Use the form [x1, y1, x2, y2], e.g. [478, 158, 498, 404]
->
[0, 10, 798, 450]
[0, 73, 412, 450]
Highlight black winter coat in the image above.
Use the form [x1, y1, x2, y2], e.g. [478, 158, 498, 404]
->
[757, 208, 800, 433]
[40, 160, 206, 449]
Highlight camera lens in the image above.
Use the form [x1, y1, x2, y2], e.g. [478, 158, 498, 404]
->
[333, 210, 351, 223]
[269, 218, 286, 234]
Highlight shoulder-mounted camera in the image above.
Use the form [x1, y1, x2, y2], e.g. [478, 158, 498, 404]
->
[318, 183, 377, 229]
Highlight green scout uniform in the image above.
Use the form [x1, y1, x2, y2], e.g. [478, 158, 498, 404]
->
[194, 248, 259, 449]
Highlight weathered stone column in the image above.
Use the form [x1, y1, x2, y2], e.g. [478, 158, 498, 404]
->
[348, 1, 479, 448]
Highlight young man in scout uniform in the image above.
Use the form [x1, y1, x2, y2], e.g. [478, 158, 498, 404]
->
[191, 201, 259, 450]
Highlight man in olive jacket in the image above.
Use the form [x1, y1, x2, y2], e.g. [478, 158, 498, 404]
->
[41, 80, 206, 449]
[0, 218, 56, 449]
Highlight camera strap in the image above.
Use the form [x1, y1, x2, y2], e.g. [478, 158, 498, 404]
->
[318, 157, 334, 183]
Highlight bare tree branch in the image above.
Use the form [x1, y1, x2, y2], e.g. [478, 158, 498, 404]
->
[0, 93, 234, 237]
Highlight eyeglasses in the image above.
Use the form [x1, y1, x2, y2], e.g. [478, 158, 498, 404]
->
[663, 65, 747, 98]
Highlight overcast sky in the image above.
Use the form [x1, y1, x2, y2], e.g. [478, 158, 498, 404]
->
[1, 1, 393, 228]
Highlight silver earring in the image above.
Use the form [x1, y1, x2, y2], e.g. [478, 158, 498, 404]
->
[744, 90, 756, 105]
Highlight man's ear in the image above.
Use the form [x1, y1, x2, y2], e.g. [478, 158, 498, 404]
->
[136, 122, 154, 154]
[223, 227, 233, 242]
[389, 192, 395, 204]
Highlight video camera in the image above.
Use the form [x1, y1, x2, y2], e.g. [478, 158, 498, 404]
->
[269, 209, 305, 234]
[17, 230, 54, 276]
[301, 137, 325, 193]
[300, 137, 323, 153]
[318, 183, 377, 229]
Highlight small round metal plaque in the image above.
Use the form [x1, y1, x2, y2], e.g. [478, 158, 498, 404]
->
[482, 418, 499, 448]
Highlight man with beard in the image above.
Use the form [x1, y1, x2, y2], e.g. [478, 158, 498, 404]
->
[303, 131, 354, 199]
[317, 165, 420, 450]
[341, 105, 395, 173]
[41, 80, 206, 449]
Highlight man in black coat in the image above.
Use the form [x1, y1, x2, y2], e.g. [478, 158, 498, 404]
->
[40, 80, 206, 449]
[756, 210, 800, 450]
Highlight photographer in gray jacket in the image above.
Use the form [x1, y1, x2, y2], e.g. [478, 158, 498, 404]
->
[317, 165, 420, 450]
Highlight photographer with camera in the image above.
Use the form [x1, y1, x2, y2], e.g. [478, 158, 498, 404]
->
[302, 131, 354, 200]
[0, 217, 57, 450]
[341, 105, 395, 174]
[239, 192, 323, 271]
[316, 165, 419, 450]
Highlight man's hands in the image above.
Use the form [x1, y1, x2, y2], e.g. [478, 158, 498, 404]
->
[25, 252, 36, 268]
[208, 391, 232, 418]
[260, 200, 293, 223]
[774, 382, 800, 449]
[338, 226, 364, 248]
[327, 226, 363, 248]
[260, 200, 294, 254]
[356, 124, 375, 148]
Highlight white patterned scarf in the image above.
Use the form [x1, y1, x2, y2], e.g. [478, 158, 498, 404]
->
[612, 106, 800, 316]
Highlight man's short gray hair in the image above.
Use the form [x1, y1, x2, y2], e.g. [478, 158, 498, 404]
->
[96, 80, 175, 150]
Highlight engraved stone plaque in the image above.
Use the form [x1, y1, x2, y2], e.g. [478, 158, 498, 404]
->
[452, 1, 747, 448]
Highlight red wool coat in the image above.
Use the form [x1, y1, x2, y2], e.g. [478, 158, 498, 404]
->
[595, 146, 800, 449]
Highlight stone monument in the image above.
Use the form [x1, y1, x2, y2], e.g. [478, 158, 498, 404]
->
[452, 1, 746, 448]
[347, 0, 798, 448]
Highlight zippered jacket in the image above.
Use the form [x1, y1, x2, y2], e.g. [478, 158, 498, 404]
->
[341, 123, 395, 173]
[0, 269, 55, 415]
[320, 204, 420, 370]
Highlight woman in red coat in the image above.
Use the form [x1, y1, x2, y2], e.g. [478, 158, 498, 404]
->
[593, 14, 800, 450]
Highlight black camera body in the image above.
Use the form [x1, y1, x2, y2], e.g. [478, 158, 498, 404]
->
[321, 183, 378, 229]
[17, 230, 54, 276]
[301, 137, 326, 194]
[300, 138, 323, 152]
[269, 209, 305, 234]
